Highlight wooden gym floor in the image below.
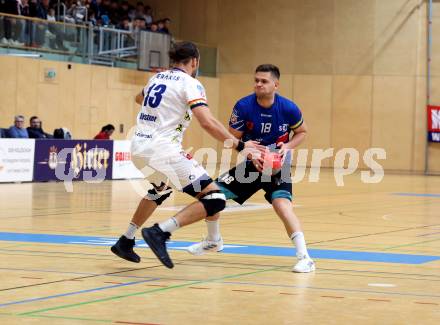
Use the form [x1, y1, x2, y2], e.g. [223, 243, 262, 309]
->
[0, 170, 439, 324]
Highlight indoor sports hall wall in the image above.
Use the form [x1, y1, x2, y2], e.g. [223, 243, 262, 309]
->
[0, 57, 220, 153]
[162, 0, 440, 173]
[2, 0, 440, 173]
[0, 56, 143, 140]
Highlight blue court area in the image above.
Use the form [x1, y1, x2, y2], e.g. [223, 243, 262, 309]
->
[0, 232, 438, 265]
[392, 192, 440, 198]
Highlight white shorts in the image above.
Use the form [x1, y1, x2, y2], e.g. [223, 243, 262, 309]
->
[131, 140, 211, 194]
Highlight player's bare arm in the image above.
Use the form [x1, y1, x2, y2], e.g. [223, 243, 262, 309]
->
[135, 91, 144, 105]
[192, 106, 264, 153]
[228, 125, 265, 171]
[228, 126, 244, 140]
[277, 121, 308, 157]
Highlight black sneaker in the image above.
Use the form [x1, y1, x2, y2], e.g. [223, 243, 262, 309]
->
[111, 235, 141, 263]
[141, 224, 174, 268]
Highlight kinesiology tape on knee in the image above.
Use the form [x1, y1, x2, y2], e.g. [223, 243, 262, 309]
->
[146, 183, 172, 205]
[199, 190, 226, 216]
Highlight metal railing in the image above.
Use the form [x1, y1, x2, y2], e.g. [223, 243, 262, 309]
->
[0, 12, 88, 53]
[56, 2, 66, 22]
[96, 27, 137, 57]
[0, 13, 218, 76]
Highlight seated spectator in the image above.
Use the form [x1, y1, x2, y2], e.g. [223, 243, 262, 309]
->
[149, 22, 158, 32]
[27, 116, 52, 138]
[65, 0, 87, 24]
[100, 14, 110, 26]
[133, 16, 146, 32]
[108, 0, 120, 25]
[144, 5, 153, 25]
[47, 8, 67, 51]
[117, 16, 131, 31]
[94, 124, 115, 139]
[119, 1, 129, 19]
[134, 2, 145, 20]
[160, 18, 171, 34]
[19, 0, 30, 45]
[32, 0, 49, 48]
[100, 0, 111, 19]
[53, 127, 72, 139]
[90, 0, 106, 20]
[0, 128, 7, 138]
[47, 7, 56, 22]
[128, 6, 136, 21]
[88, 9, 97, 26]
[8, 115, 29, 138]
[157, 20, 165, 33]
[1, 0, 24, 46]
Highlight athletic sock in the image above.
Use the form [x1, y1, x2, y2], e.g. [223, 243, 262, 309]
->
[206, 219, 221, 241]
[291, 231, 309, 259]
[158, 217, 180, 233]
[124, 222, 139, 240]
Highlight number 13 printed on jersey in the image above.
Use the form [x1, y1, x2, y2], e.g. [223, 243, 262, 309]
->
[144, 84, 167, 108]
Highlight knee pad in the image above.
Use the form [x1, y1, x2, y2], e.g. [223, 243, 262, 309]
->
[199, 190, 226, 216]
[146, 182, 172, 205]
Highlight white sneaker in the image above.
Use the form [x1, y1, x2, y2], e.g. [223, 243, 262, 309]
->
[187, 237, 224, 256]
[1, 37, 9, 45]
[292, 256, 316, 273]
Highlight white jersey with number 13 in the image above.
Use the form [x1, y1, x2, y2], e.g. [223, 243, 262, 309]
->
[134, 68, 208, 146]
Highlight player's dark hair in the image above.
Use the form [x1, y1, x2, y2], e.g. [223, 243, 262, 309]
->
[101, 124, 115, 132]
[255, 64, 280, 80]
[169, 41, 200, 64]
[30, 116, 39, 123]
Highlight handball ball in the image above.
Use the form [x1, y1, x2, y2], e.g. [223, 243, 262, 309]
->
[263, 151, 282, 174]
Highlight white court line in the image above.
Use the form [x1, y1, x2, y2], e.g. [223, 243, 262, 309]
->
[166, 244, 247, 250]
[368, 283, 396, 288]
[158, 202, 302, 213]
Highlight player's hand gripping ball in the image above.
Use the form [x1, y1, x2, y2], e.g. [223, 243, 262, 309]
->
[262, 151, 282, 175]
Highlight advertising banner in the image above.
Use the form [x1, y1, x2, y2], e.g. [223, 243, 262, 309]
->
[0, 139, 35, 182]
[34, 140, 113, 182]
[112, 140, 144, 179]
[428, 105, 440, 142]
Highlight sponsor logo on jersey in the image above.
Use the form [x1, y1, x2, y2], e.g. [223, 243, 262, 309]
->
[276, 132, 289, 144]
[279, 124, 289, 132]
[139, 113, 157, 122]
[261, 113, 272, 117]
[197, 84, 206, 97]
[176, 124, 183, 132]
[230, 110, 238, 124]
[170, 136, 179, 143]
[135, 131, 152, 138]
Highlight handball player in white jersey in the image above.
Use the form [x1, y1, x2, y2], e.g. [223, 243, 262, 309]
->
[111, 41, 263, 268]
